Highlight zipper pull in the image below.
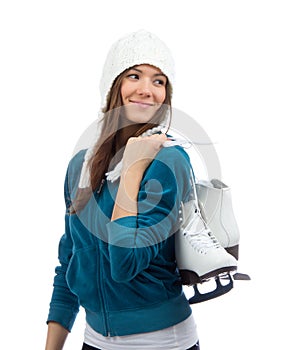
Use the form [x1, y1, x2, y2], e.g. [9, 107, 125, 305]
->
[96, 178, 105, 194]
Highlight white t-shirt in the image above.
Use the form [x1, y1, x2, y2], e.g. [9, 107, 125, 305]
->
[84, 314, 198, 350]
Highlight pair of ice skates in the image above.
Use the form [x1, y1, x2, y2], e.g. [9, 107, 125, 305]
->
[175, 178, 250, 304]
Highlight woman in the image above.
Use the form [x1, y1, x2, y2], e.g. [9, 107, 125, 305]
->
[46, 30, 200, 350]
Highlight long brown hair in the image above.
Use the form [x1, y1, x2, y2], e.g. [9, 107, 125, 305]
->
[70, 66, 172, 214]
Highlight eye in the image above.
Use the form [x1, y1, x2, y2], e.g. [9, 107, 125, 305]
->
[127, 73, 139, 80]
[154, 79, 166, 86]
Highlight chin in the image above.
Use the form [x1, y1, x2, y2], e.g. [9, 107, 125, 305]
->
[125, 115, 155, 124]
[124, 112, 157, 124]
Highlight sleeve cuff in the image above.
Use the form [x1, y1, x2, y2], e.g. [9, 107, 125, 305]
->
[106, 216, 137, 248]
[47, 305, 79, 332]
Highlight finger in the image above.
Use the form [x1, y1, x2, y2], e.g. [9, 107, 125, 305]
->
[159, 133, 167, 141]
[149, 133, 167, 140]
[127, 136, 139, 144]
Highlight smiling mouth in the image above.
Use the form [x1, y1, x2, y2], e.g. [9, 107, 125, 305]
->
[129, 100, 155, 107]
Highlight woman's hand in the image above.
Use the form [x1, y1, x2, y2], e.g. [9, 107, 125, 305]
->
[111, 133, 167, 221]
[122, 133, 167, 176]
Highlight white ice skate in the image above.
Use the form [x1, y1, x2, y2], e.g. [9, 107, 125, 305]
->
[175, 199, 237, 286]
[195, 179, 240, 259]
[175, 177, 250, 304]
[195, 179, 251, 282]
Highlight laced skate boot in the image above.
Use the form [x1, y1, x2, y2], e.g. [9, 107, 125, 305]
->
[195, 179, 240, 259]
[195, 179, 250, 281]
[175, 199, 237, 286]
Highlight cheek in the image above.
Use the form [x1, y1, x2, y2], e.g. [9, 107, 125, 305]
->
[120, 81, 130, 103]
[157, 88, 166, 104]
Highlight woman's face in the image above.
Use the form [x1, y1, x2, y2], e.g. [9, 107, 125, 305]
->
[120, 64, 167, 124]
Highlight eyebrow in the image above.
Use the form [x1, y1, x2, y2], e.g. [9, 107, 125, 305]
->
[130, 67, 167, 79]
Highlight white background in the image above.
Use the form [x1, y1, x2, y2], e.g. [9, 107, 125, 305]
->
[1, 0, 291, 349]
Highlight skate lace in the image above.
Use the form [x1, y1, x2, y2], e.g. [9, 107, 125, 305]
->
[185, 229, 221, 254]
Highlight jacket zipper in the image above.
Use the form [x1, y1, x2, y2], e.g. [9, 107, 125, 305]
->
[98, 240, 110, 336]
[96, 180, 110, 335]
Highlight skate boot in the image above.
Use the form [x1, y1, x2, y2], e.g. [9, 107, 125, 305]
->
[175, 198, 238, 301]
[195, 179, 240, 259]
[195, 179, 251, 283]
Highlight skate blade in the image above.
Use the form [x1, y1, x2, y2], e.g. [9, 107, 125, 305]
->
[188, 274, 234, 304]
[179, 265, 237, 286]
[233, 272, 251, 280]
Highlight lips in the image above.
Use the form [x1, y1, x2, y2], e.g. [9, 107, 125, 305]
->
[129, 100, 155, 107]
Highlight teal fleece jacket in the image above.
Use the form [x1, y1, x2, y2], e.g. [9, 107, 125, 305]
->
[47, 145, 193, 336]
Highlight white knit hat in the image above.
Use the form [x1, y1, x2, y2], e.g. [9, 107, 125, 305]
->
[99, 29, 175, 110]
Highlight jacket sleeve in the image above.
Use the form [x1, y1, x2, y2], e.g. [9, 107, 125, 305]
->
[46, 167, 80, 332]
[107, 146, 193, 282]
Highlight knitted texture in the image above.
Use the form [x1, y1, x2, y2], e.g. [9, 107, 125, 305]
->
[99, 29, 175, 109]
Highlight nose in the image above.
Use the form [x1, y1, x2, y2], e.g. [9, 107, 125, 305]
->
[136, 79, 152, 97]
